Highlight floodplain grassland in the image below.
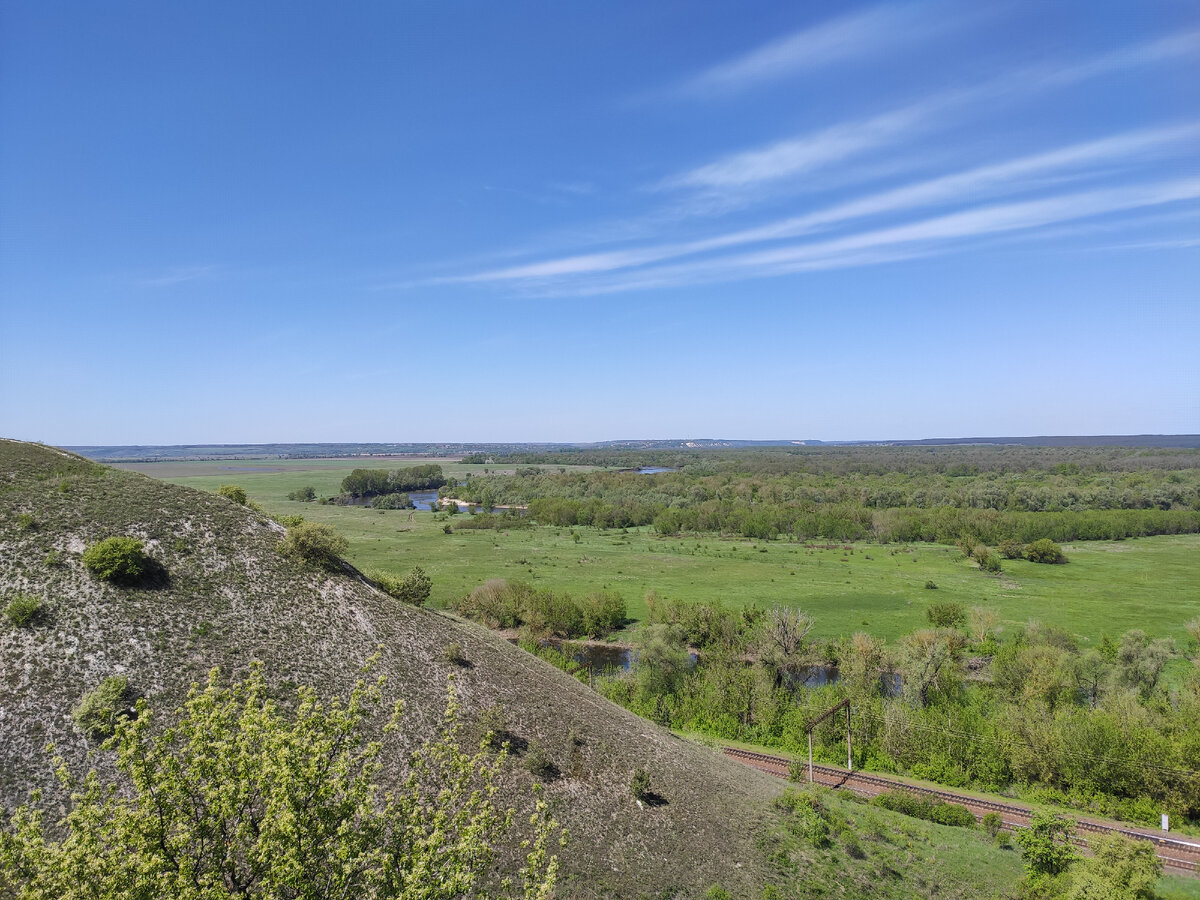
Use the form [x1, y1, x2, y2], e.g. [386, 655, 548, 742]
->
[148, 458, 1200, 646]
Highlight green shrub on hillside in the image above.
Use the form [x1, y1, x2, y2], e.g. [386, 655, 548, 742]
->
[630, 768, 651, 802]
[277, 521, 348, 570]
[82, 537, 149, 583]
[871, 790, 975, 828]
[72, 675, 133, 739]
[368, 566, 432, 605]
[774, 788, 832, 846]
[5, 593, 43, 628]
[216, 484, 249, 505]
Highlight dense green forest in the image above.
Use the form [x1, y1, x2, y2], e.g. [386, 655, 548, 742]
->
[443, 447, 1200, 544]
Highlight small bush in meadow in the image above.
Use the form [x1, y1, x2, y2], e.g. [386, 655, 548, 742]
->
[1024, 539, 1066, 564]
[82, 537, 149, 583]
[998, 539, 1024, 560]
[926, 602, 966, 628]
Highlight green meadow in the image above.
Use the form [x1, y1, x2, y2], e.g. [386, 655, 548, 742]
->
[147, 459, 1200, 647]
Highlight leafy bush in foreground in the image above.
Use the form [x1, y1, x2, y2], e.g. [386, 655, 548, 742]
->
[82, 537, 149, 583]
[277, 521, 349, 570]
[4, 665, 560, 899]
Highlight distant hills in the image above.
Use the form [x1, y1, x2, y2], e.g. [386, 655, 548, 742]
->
[68, 434, 1200, 461]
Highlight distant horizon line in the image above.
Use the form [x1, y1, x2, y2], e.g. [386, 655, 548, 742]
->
[50, 432, 1200, 455]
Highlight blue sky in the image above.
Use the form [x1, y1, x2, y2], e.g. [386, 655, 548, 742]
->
[2, 1, 1197, 444]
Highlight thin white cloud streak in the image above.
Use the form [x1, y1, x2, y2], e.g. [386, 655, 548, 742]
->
[138, 265, 218, 287]
[1091, 236, 1200, 251]
[677, 4, 944, 97]
[451, 124, 1199, 284]
[660, 31, 1200, 194]
[661, 103, 932, 191]
[525, 178, 1200, 296]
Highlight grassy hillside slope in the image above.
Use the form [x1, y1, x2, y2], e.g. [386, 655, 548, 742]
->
[0, 440, 1024, 898]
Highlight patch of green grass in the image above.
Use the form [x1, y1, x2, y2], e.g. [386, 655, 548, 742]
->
[153, 465, 1200, 645]
[1159, 873, 1200, 899]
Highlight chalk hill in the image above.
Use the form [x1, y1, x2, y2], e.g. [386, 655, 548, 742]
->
[0, 439, 1022, 898]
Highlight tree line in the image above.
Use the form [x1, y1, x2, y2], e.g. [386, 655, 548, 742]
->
[340, 465, 446, 497]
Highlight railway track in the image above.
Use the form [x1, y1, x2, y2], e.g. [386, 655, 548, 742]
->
[723, 747, 1200, 874]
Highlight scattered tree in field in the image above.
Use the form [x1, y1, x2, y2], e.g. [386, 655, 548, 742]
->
[1024, 538, 1066, 564]
[82, 537, 150, 584]
[1013, 811, 1077, 877]
[968, 606, 999, 645]
[216, 484, 248, 505]
[277, 521, 349, 570]
[287, 486, 317, 502]
[758, 605, 814, 682]
[897, 629, 959, 706]
[2, 665, 561, 900]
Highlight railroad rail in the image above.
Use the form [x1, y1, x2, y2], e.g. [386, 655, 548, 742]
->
[723, 747, 1200, 874]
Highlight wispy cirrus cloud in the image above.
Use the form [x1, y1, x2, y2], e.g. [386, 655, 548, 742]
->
[674, 3, 957, 98]
[658, 31, 1200, 197]
[450, 124, 1198, 285]
[137, 265, 218, 288]
[507, 177, 1200, 296]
